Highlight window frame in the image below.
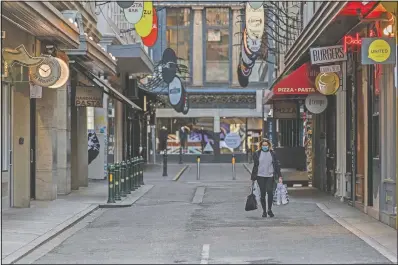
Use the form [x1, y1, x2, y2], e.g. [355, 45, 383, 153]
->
[203, 7, 232, 84]
[165, 7, 193, 85]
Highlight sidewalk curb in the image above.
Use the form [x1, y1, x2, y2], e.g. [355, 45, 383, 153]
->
[316, 203, 397, 264]
[173, 165, 189, 181]
[99, 185, 154, 208]
[243, 163, 252, 174]
[2, 204, 99, 265]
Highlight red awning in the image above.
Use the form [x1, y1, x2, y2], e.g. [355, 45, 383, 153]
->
[273, 63, 316, 95]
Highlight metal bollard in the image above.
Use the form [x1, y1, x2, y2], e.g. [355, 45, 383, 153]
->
[134, 157, 140, 189]
[196, 155, 200, 180]
[130, 158, 136, 191]
[140, 156, 145, 185]
[107, 164, 116, 203]
[120, 161, 126, 197]
[135, 157, 141, 188]
[114, 162, 121, 200]
[126, 160, 131, 194]
[232, 154, 236, 180]
[179, 146, 183, 164]
[162, 148, 168, 177]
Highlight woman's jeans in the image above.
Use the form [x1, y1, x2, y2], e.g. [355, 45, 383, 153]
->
[257, 176, 274, 212]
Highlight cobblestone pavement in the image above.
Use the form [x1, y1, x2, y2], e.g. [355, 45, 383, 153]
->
[31, 164, 393, 264]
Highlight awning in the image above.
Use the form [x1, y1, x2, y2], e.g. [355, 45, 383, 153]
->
[71, 62, 141, 111]
[107, 44, 154, 76]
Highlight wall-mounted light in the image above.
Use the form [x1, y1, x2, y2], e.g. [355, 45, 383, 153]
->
[382, 12, 395, 36]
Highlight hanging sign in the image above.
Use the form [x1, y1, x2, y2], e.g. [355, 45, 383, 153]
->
[123, 1, 143, 24]
[248, 1, 263, 9]
[361, 37, 396, 65]
[135, 1, 153, 38]
[309, 45, 346, 65]
[141, 7, 158, 47]
[314, 72, 340, 95]
[117, 1, 134, 9]
[75, 86, 103, 107]
[49, 57, 70, 88]
[305, 93, 328, 114]
[245, 3, 264, 40]
[29, 57, 61, 87]
[168, 76, 183, 107]
[2, 44, 45, 67]
[161, 48, 177, 84]
[320, 64, 341, 73]
[225, 132, 242, 149]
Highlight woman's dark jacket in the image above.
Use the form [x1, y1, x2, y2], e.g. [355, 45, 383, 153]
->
[251, 150, 282, 181]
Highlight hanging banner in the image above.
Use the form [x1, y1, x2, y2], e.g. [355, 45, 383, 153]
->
[245, 3, 264, 40]
[123, 1, 144, 24]
[141, 7, 158, 47]
[135, 1, 153, 38]
[75, 86, 103, 107]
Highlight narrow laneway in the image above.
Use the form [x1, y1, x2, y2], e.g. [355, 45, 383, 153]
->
[32, 165, 392, 264]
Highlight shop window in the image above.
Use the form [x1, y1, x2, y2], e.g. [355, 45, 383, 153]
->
[156, 117, 214, 155]
[205, 8, 230, 83]
[220, 117, 246, 154]
[1, 84, 10, 171]
[166, 8, 191, 82]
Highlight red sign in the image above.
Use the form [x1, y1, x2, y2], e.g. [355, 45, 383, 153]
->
[273, 63, 317, 95]
[141, 8, 158, 47]
[344, 33, 361, 52]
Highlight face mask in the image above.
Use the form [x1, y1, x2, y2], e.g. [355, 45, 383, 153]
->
[261, 146, 269, 152]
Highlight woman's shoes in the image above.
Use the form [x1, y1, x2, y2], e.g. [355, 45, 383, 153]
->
[267, 210, 275, 218]
[262, 212, 267, 218]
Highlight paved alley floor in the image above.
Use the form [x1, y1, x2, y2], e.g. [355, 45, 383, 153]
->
[26, 164, 396, 264]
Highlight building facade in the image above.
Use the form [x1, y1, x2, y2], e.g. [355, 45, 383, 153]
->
[152, 3, 268, 163]
[265, 1, 397, 228]
[1, 1, 153, 209]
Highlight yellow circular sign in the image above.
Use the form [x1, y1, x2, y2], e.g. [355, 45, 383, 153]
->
[135, 1, 153, 38]
[315, 72, 340, 95]
[368, 39, 391, 63]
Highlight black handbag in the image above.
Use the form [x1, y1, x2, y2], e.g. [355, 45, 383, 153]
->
[245, 183, 258, 211]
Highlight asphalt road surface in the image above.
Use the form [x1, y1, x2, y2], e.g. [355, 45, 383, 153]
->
[33, 164, 392, 264]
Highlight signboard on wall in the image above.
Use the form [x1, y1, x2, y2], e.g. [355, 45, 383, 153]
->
[309, 45, 347, 65]
[273, 101, 297, 119]
[361, 37, 396, 65]
[75, 86, 103, 107]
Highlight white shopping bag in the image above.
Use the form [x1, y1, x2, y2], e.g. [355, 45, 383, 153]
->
[252, 181, 261, 205]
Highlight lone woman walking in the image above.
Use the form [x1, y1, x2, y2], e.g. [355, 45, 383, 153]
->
[251, 139, 282, 218]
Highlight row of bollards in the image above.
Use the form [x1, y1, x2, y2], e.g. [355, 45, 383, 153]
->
[107, 156, 145, 203]
[195, 155, 236, 180]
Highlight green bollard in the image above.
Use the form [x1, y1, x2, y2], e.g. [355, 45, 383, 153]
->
[107, 164, 116, 203]
[120, 161, 127, 197]
[114, 163, 121, 200]
[135, 157, 141, 188]
[139, 156, 145, 185]
[126, 160, 131, 194]
[130, 158, 136, 191]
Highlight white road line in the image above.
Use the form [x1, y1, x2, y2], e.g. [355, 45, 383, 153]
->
[192, 187, 206, 204]
[200, 244, 210, 264]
